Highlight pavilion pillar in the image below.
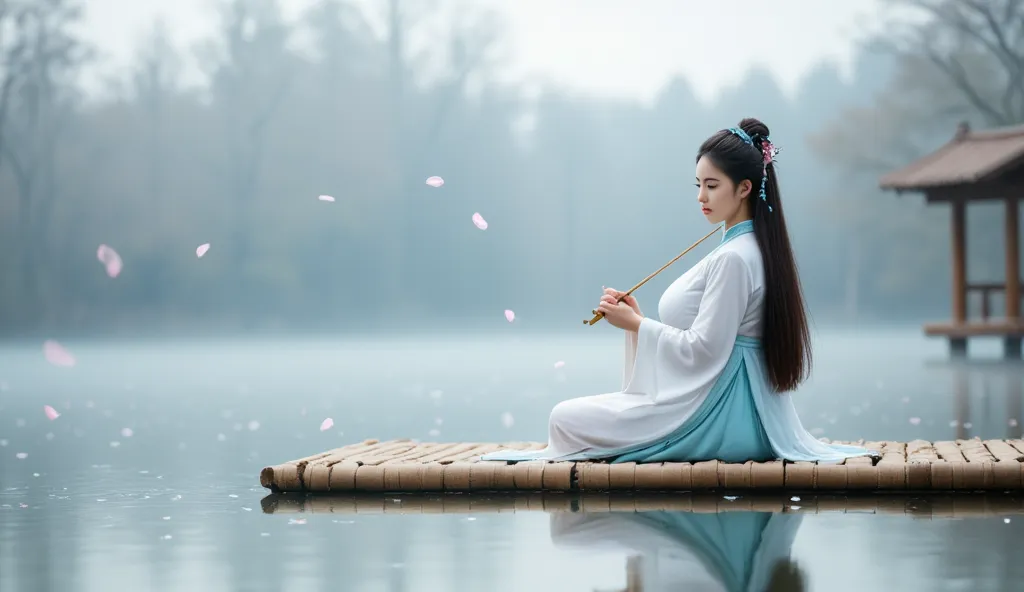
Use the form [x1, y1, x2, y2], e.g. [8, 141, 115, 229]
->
[1006, 198, 1021, 358]
[1009, 374, 1022, 439]
[952, 199, 967, 322]
[950, 199, 968, 356]
[954, 366, 969, 440]
[1011, 372, 1019, 438]
[626, 556, 643, 592]
[1006, 198, 1020, 318]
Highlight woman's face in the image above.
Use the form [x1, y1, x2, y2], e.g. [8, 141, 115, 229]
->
[695, 155, 752, 226]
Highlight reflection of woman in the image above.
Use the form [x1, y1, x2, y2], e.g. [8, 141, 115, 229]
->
[551, 510, 805, 592]
[483, 118, 873, 464]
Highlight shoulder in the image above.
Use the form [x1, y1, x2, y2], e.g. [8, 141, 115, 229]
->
[705, 241, 756, 283]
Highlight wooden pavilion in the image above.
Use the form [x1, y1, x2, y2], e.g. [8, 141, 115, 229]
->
[880, 122, 1024, 358]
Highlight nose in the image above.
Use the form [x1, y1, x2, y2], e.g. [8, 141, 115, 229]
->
[697, 187, 708, 203]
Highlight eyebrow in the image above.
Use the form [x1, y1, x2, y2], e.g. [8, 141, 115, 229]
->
[695, 177, 721, 182]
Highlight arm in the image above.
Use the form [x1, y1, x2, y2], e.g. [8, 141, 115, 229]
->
[623, 251, 753, 395]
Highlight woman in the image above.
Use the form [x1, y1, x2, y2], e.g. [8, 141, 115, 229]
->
[483, 118, 874, 464]
[550, 509, 806, 591]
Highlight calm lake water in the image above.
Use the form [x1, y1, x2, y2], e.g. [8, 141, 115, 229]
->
[1, 326, 1023, 591]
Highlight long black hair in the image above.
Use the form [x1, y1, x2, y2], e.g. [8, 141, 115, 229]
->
[696, 117, 811, 393]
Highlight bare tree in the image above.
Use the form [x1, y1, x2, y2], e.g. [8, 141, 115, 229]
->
[0, 1, 29, 177]
[132, 18, 182, 207]
[200, 0, 296, 273]
[381, 0, 506, 310]
[0, 0, 88, 317]
[878, 0, 1024, 126]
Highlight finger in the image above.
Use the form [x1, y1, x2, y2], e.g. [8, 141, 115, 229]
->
[601, 295, 616, 304]
[604, 287, 616, 295]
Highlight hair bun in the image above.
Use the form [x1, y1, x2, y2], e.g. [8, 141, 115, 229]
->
[739, 117, 770, 142]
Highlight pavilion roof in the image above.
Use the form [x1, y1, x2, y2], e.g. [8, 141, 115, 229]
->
[880, 122, 1024, 192]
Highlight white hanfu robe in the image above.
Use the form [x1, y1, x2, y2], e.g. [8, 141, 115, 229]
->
[481, 219, 875, 464]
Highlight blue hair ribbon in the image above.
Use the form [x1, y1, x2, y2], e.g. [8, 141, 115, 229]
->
[726, 127, 776, 213]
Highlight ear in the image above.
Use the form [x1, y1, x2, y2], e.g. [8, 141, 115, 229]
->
[736, 179, 753, 200]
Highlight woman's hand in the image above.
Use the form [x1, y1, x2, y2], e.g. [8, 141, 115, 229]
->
[603, 287, 642, 317]
[596, 294, 643, 332]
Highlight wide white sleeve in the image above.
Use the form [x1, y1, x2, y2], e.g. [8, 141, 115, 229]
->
[622, 330, 639, 391]
[622, 251, 752, 398]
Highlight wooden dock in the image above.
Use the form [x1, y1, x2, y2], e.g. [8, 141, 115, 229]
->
[259, 491, 1024, 517]
[259, 438, 1024, 493]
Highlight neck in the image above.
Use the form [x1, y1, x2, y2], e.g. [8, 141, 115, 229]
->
[724, 216, 752, 231]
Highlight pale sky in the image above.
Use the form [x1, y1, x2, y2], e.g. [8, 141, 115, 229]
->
[75, 0, 885, 103]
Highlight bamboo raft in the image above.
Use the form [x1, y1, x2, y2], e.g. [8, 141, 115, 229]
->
[259, 438, 1024, 494]
[259, 491, 1024, 518]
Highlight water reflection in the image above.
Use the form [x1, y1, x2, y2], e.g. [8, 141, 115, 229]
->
[257, 491, 1024, 591]
[260, 491, 1024, 517]
[3, 334, 1024, 590]
[551, 511, 805, 592]
[926, 360, 1024, 440]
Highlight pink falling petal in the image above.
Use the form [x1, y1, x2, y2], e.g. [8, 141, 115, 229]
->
[504, 309, 515, 323]
[196, 243, 211, 258]
[15, 452, 27, 459]
[43, 340, 76, 367]
[320, 417, 334, 431]
[318, 195, 336, 202]
[96, 244, 122, 278]
[425, 176, 444, 188]
[554, 361, 565, 369]
[43, 405, 60, 421]
[909, 417, 921, 425]
[472, 213, 488, 230]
